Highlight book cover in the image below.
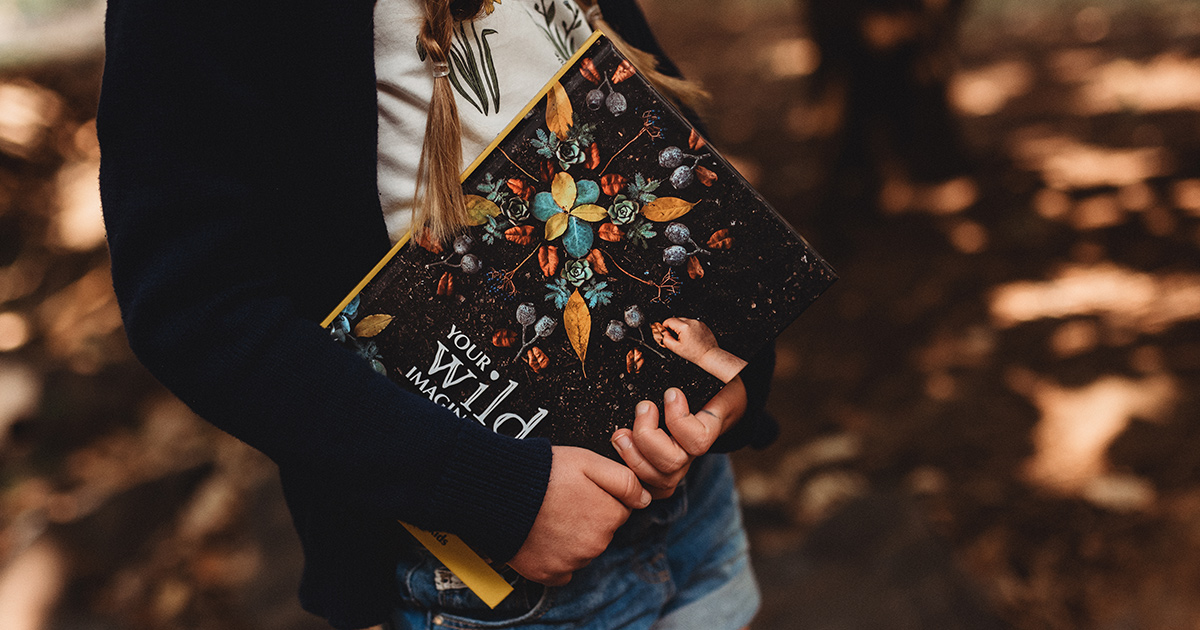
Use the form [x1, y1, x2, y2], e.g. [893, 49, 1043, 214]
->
[321, 32, 836, 605]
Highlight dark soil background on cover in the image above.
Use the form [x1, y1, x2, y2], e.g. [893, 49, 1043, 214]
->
[3, 1, 1200, 628]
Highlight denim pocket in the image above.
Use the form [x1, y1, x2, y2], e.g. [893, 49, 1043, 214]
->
[398, 554, 553, 627]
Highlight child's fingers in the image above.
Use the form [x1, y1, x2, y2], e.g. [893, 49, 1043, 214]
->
[611, 428, 678, 498]
[630, 400, 690, 474]
[581, 449, 651, 510]
[663, 387, 720, 456]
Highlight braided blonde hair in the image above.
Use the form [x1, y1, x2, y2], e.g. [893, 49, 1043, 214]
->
[411, 0, 708, 242]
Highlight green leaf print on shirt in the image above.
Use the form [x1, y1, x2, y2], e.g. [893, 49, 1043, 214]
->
[419, 20, 501, 115]
[530, 0, 585, 63]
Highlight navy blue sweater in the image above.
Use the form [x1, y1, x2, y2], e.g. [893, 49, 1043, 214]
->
[97, 0, 775, 627]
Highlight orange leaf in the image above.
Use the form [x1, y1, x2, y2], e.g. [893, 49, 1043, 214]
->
[492, 329, 518, 347]
[586, 249, 607, 274]
[505, 225, 536, 245]
[507, 178, 535, 201]
[585, 142, 601, 170]
[414, 229, 444, 254]
[650, 322, 667, 347]
[688, 128, 706, 151]
[436, 271, 454, 296]
[642, 197, 696, 222]
[538, 245, 560, 277]
[600, 173, 626, 196]
[625, 348, 644, 373]
[546, 81, 574, 141]
[695, 165, 717, 187]
[707, 229, 734, 250]
[687, 255, 704, 279]
[598, 222, 624, 243]
[539, 160, 555, 182]
[580, 58, 602, 84]
[564, 290, 591, 370]
[612, 60, 636, 84]
[526, 347, 549, 372]
[354, 314, 395, 338]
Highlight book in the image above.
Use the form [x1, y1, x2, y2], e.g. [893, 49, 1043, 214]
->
[321, 31, 836, 606]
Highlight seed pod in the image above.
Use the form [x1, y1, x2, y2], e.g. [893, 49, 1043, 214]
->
[460, 253, 482, 274]
[526, 347, 549, 372]
[605, 320, 626, 342]
[708, 229, 734, 250]
[436, 271, 454, 296]
[516, 302, 537, 325]
[670, 165, 694, 189]
[492, 329, 518, 347]
[534, 315, 557, 338]
[453, 235, 475, 255]
[663, 245, 688, 266]
[606, 91, 627, 116]
[664, 222, 691, 245]
[626, 348, 644, 373]
[539, 245, 560, 277]
[586, 88, 604, 110]
[650, 322, 667, 347]
[624, 305, 644, 328]
[658, 146, 684, 169]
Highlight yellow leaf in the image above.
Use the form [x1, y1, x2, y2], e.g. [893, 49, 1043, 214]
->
[464, 195, 501, 226]
[551, 172, 576, 211]
[546, 81, 574, 142]
[642, 197, 696, 222]
[354, 314, 394, 338]
[546, 213, 570, 241]
[564, 289, 591, 369]
[569, 204, 607, 222]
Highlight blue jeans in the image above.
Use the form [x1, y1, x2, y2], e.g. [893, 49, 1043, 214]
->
[387, 454, 759, 630]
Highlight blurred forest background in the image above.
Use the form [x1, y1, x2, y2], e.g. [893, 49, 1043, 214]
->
[2, 0, 1200, 628]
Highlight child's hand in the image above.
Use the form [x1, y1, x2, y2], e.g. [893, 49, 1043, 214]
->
[660, 317, 718, 365]
[509, 446, 649, 586]
[610, 387, 728, 500]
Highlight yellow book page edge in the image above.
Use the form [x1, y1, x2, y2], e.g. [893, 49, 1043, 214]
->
[318, 31, 608, 608]
[400, 523, 514, 608]
[320, 29, 604, 328]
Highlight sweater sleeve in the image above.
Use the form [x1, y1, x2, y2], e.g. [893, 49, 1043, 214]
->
[97, 0, 550, 567]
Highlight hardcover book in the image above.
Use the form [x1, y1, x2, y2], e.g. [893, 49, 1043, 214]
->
[321, 31, 836, 605]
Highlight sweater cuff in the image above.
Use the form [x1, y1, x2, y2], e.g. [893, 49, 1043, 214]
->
[424, 424, 553, 563]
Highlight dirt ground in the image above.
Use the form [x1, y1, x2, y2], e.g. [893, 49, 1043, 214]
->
[2, 1, 1200, 629]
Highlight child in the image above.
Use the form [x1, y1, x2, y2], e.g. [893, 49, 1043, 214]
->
[98, 0, 778, 627]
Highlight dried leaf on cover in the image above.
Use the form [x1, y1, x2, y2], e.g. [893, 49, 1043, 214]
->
[538, 160, 555, 182]
[612, 60, 636, 84]
[580, 58, 602, 84]
[464, 194, 502, 225]
[538, 245, 560, 277]
[585, 249, 607, 274]
[569, 204, 607, 222]
[626, 348, 644, 373]
[687, 255, 704, 279]
[707, 229, 734, 250]
[505, 224, 536, 245]
[414, 229, 444, 254]
[551, 172, 576, 211]
[600, 173, 626, 196]
[642, 197, 696, 222]
[492, 329, 518, 347]
[650, 322, 667, 347]
[507, 178, 535, 201]
[354, 314, 394, 338]
[547, 81, 574, 141]
[688, 128, 706, 150]
[585, 142, 601, 170]
[526, 347, 549, 372]
[564, 289, 591, 369]
[545, 213, 570, 241]
[694, 166, 717, 187]
[437, 272, 454, 296]
[598, 222, 624, 242]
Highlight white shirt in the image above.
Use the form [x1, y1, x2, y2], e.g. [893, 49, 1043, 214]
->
[374, 0, 593, 242]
